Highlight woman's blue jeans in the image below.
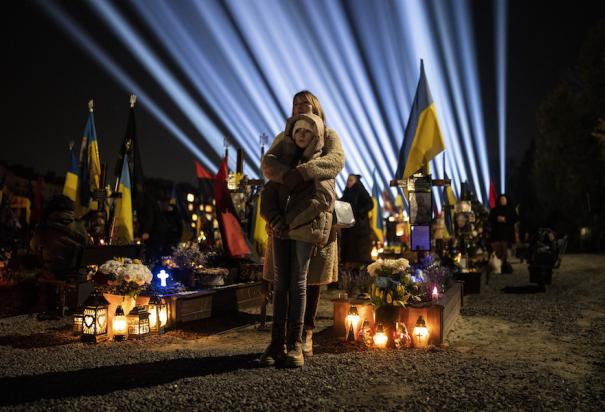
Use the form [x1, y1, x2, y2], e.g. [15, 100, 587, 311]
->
[272, 238, 314, 337]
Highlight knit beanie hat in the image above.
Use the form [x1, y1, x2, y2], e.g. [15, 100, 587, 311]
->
[292, 119, 314, 137]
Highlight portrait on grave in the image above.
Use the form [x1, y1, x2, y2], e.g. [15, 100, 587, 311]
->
[411, 225, 431, 251]
[409, 192, 432, 225]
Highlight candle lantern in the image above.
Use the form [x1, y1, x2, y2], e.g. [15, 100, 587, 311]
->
[148, 295, 168, 334]
[373, 323, 388, 349]
[81, 292, 110, 343]
[431, 286, 439, 301]
[393, 321, 411, 349]
[371, 245, 378, 261]
[358, 319, 373, 347]
[73, 311, 83, 336]
[412, 315, 430, 348]
[127, 306, 150, 338]
[112, 305, 128, 341]
[345, 305, 361, 341]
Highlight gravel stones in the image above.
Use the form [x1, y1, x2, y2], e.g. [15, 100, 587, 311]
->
[1, 255, 604, 411]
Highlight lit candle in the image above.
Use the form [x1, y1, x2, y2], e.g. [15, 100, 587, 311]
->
[373, 323, 388, 349]
[432, 286, 439, 301]
[371, 246, 378, 261]
[412, 316, 430, 348]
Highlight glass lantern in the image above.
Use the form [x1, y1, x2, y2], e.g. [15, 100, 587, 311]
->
[358, 319, 373, 347]
[72, 311, 83, 336]
[112, 305, 128, 341]
[148, 295, 168, 334]
[81, 292, 109, 343]
[127, 306, 150, 338]
[373, 323, 388, 349]
[393, 321, 411, 349]
[412, 315, 430, 348]
[345, 306, 360, 341]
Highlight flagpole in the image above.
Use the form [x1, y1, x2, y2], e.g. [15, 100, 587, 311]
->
[108, 95, 136, 244]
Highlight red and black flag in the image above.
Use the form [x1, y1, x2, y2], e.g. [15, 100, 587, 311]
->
[195, 160, 214, 203]
[114, 96, 144, 212]
[214, 158, 250, 258]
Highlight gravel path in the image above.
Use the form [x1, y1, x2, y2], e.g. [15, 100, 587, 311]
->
[1, 254, 604, 411]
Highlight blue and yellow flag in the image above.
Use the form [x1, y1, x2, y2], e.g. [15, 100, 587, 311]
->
[370, 169, 384, 243]
[62, 145, 79, 202]
[114, 155, 133, 243]
[443, 171, 457, 237]
[250, 195, 268, 256]
[87, 114, 101, 193]
[395, 60, 445, 180]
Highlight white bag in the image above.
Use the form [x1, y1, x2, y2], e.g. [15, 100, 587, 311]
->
[333, 200, 355, 229]
[488, 251, 502, 275]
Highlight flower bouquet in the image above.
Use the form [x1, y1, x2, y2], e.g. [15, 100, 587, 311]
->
[165, 242, 228, 288]
[94, 257, 153, 297]
[366, 258, 420, 307]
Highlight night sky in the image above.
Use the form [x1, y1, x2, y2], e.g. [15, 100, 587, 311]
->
[3, 0, 604, 185]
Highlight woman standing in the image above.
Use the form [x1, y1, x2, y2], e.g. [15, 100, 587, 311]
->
[340, 174, 374, 269]
[262, 91, 345, 359]
[489, 194, 518, 273]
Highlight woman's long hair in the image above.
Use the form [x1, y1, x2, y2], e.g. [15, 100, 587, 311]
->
[292, 90, 325, 122]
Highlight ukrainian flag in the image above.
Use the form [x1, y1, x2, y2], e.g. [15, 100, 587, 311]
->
[62, 145, 79, 202]
[443, 171, 457, 237]
[114, 155, 133, 243]
[87, 111, 101, 191]
[251, 195, 268, 256]
[370, 169, 384, 243]
[395, 60, 445, 180]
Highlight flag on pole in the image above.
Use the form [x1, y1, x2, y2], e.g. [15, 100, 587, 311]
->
[63, 144, 79, 202]
[395, 60, 445, 180]
[78, 116, 91, 213]
[443, 172, 457, 236]
[87, 107, 101, 193]
[489, 179, 497, 209]
[115, 95, 144, 211]
[370, 169, 384, 243]
[195, 160, 214, 203]
[250, 195, 268, 256]
[214, 157, 250, 258]
[169, 183, 194, 242]
[114, 154, 134, 244]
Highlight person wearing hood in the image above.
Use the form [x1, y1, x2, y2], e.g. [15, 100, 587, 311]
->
[30, 195, 91, 317]
[340, 174, 374, 268]
[260, 112, 336, 368]
[261, 91, 345, 362]
[488, 194, 518, 273]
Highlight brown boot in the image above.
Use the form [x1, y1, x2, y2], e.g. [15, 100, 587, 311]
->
[285, 323, 304, 368]
[259, 323, 286, 367]
[302, 329, 313, 357]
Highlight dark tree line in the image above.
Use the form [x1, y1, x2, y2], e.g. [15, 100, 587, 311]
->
[512, 20, 605, 252]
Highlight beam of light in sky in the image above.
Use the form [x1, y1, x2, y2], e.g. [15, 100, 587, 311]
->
[428, 0, 484, 204]
[37, 0, 218, 173]
[453, 0, 491, 200]
[88, 0, 255, 176]
[40, 0, 495, 201]
[495, 0, 508, 193]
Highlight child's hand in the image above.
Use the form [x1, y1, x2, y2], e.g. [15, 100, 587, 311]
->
[270, 215, 287, 237]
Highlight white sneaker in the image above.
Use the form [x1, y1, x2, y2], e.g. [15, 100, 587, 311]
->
[302, 329, 313, 357]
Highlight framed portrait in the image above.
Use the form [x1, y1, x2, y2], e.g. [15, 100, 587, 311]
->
[410, 225, 431, 251]
[409, 192, 432, 225]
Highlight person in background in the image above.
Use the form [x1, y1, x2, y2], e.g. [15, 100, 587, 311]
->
[30, 195, 91, 317]
[489, 194, 518, 273]
[262, 90, 345, 359]
[339, 174, 374, 269]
